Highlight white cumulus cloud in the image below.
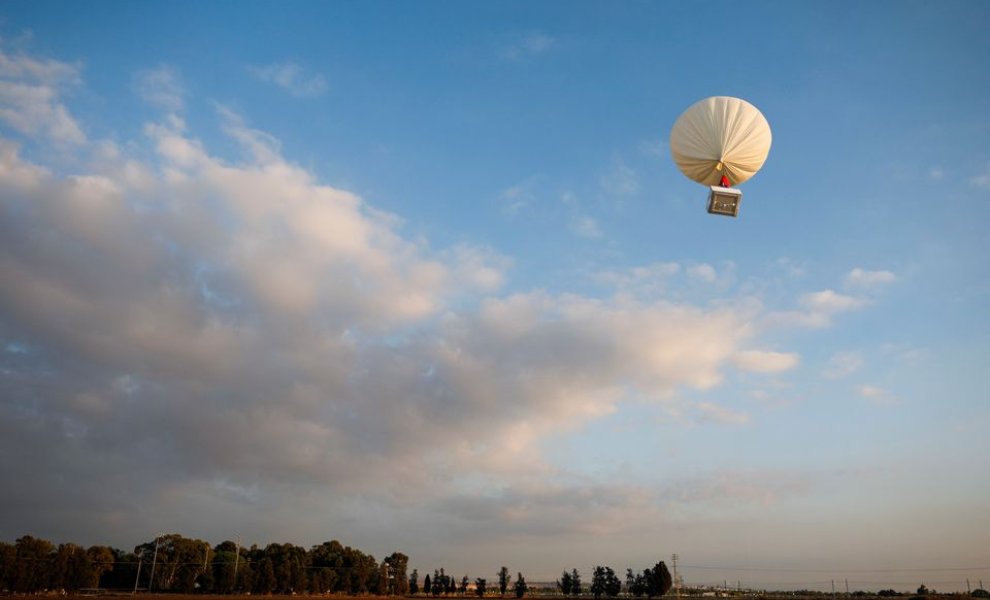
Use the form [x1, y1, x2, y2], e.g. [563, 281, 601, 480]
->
[0, 48, 84, 144]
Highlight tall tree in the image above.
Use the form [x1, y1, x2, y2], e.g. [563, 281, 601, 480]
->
[571, 569, 583, 597]
[255, 557, 276, 594]
[644, 562, 672, 598]
[604, 567, 621, 598]
[86, 546, 114, 589]
[0, 542, 16, 592]
[558, 571, 573, 596]
[52, 542, 94, 592]
[461, 575, 470, 595]
[387, 552, 410, 596]
[410, 569, 420, 595]
[475, 578, 487, 598]
[591, 566, 606, 599]
[498, 567, 511, 597]
[432, 569, 443, 596]
[514, 573, 528, 598]
[425, 573, 433, 597]
[14, 535, 54, 593]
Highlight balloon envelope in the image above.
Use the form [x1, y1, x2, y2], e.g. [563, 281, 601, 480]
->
[669, 96, 772, 186]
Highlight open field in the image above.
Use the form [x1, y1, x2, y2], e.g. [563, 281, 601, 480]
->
[9, 594, 973, 600]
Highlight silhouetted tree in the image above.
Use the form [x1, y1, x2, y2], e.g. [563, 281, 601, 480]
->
[498, 567, 511, 597]
[604, 567, 621, 598]
[572, 569, 583, 597]
[410, 569, 420, 595]
[644, 562, 672, 598]
[558, 571, 574, 596]
[592, 567, 607, 599]
[514, 573, 528, 598]
[476, 578, 488, 597]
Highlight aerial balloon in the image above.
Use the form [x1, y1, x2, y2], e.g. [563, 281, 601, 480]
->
[669, 96, 772, 216]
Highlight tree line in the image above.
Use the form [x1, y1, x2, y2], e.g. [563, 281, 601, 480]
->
[558, 563, 672, 599]
[410, 566, 529, 598]
[0, 534, 408, 595]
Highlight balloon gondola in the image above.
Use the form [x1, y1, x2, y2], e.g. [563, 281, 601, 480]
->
[669, 96, 772, 217]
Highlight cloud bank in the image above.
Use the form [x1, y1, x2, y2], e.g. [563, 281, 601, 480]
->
[0, 47, 866, 558]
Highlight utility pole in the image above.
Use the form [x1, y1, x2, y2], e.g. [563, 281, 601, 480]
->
[149, 535, 162, 593]
[845, 579, 849, 595]
[233, 537, 241, 592]
[831, 580, 836, 600]
[966, 580, 971, 594]
[133, 555, 143, 593]
[672, 554, 681, 600]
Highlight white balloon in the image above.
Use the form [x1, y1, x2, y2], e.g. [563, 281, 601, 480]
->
[670, 96, 772, 187]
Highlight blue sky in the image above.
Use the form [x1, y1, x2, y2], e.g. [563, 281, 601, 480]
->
[1, 0, 988, 592]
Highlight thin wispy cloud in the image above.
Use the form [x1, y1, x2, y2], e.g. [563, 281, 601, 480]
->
[248, 61, 328, 98]
[600, 157, 639, 197]
[134, 64, 184, 113]
[823, 351, 863, 379]
[844, 267, 896, 289]
[570, 215, 602, 239]
[498, 31, 557, 61]
[857, 384, 898, 406]
[764, 287, 870, 330]
[696, 401, 751, 425]
[499, 176, 540, 216]
[687, 263, 717, 283]
[733, 350, 800, 374]
[969, 164, 990, 189]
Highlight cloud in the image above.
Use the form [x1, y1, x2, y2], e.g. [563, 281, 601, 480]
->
[0, 47, 862, 556]
[695, 401, 751, 425]
[498, 31, 557, 61]
[593, 262, 681, 298]
[764, 287, 870, 330]
[844, 267, 896, 289]
[570, 215, 602, 238]
[774, 257, 807, 278]
[248, 61, 328, 98]
[823, 351, 863, 379]
[687, 263, 717, 283]
[134, 64, 184, 112]
[0, 65, 792, 545]
[0, 48, 84, 144]
[856, 384, 898, 406]
[970, 164, 990, 189]
[733, 350, 800, 374]
[499, 176, 540, 215]
[599, 157, 639, 197]
[801, 289, 867, 313]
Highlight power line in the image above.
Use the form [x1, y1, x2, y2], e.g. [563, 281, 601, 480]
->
[682, 564, 990, 573]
